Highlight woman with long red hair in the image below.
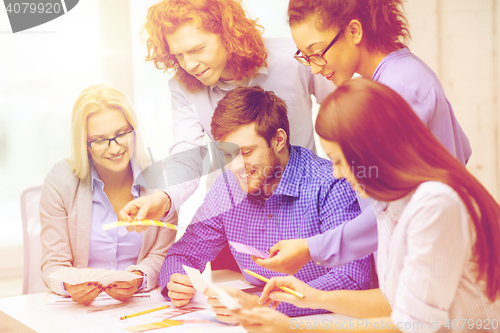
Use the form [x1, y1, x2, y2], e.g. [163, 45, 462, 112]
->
[234, 78, 500, 333]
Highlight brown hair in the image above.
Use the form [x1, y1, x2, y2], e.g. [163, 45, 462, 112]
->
[211, 86, 290, 147]
[316, 78, 500, 302]
[143, 0, 267, 93]
[288, 0, 410, 53]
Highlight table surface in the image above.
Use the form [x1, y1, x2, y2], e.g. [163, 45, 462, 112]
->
[0, 270, 349, 333]
[0, 270, 246, 333]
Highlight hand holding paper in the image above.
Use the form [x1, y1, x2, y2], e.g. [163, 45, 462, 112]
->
[182, 265, 208, 293]
[205, 285, 264, 324]
[64, 281, 103, 306]
[104, 273, 143, 303]
[209, 285, 242, 310]
[182, 265, 245, 322]
[49, 267, 141, 287]
[166, 273, 197, 307]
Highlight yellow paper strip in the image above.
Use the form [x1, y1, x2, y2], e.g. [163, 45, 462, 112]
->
[125, 319, 183, 332]
[102, 220, 178, 231]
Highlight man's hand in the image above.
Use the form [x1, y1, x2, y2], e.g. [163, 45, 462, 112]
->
[64, 281, 103, 306]
[119, 191, 172, 232]
[166, 273, 196, 307]
[104, 271, 143, 302]
[252, 239, 311, 274]
[204, 286, 270, 324]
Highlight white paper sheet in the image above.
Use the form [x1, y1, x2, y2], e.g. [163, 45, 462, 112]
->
[209, 285, 242, 310]
[48, 267, 141, 286]
[46, 289, 159, 305]
[183, 265, 208, 293]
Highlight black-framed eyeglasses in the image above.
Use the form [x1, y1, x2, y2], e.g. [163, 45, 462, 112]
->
[294, 27, 346, 66]
[87, 130, 135, 150]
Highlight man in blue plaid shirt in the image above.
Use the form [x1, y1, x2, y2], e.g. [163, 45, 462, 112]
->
[159, 86, 371, 322]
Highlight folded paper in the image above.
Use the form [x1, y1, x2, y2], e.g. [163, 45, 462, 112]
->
[48, 267, 140, 287]
[183, 265, 209, 293]
[228, 241, 269, 259]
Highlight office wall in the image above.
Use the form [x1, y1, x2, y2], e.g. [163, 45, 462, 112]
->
[405, 0, 500, 200]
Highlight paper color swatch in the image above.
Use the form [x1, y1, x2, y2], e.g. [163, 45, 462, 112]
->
[48, 267, 140, 287]
[102, 220, 179, 231]
[228, 241, 269, 259]
[124, 319, 183, 332]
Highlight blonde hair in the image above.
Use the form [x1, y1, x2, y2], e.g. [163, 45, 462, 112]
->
[70, 84, 149, 179]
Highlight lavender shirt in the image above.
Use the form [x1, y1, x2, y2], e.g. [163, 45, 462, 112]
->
[61, 165, 146, 293]
[88, 166, 144, 271]
[307, 48, 472, 267]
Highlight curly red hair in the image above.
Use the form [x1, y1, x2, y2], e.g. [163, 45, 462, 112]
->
[143, 0, 267, 93]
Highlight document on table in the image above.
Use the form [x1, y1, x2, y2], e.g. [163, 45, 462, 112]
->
[48, 267, 140, 287]
[34, 281, 255, 333]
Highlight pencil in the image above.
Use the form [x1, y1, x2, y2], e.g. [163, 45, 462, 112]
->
[243, 269, 305, 299]
[119, 304, 170, 320]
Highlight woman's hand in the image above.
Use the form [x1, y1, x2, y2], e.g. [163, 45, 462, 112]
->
[252, 239, 311, 275]
[258, 275, 322, 310]
[204, 286, 272, 324]
[119, 191, 172, 232]
[104, 271, 143, 302]
[233, 307, 292, 333]
[64, 282, 103, 306]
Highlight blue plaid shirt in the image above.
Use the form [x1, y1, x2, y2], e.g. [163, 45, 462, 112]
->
[159, 146, 371, 316]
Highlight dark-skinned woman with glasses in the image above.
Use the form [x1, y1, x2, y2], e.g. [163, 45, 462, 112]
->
[234, 78, 500, 333]
[253, 0, 472, 280]
[39, 84, 177, 305]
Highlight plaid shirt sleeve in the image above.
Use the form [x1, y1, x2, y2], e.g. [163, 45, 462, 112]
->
[276, 177, 372, 317]
[157, 177, 234, 299]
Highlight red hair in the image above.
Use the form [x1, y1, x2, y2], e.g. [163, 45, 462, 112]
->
[143, 0, 267, 93]
[288, 0, 410, 53]
[316, 78, 500, 302]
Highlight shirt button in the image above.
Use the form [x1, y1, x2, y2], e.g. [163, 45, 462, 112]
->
[113, 243, 117, 247]
[316, 261, 321, 265]
[111, 262, 114, 266]
[268, 214, 272, 219]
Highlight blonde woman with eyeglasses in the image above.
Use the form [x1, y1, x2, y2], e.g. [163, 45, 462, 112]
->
[39, 84, 177, 305]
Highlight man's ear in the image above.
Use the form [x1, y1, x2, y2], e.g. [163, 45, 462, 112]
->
[273, 128, 288, 153]
[347, 19, 363, 45]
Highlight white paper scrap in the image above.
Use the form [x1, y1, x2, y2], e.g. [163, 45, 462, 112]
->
[183, 265, 208, 293]
[209, 285, 242, 310]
